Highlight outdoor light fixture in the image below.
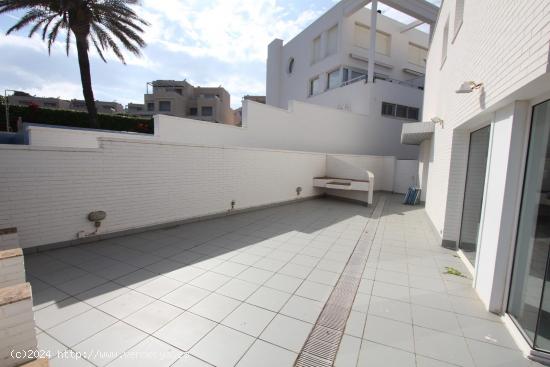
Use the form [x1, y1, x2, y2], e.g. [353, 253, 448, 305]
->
[431, 117, 444, 126]
[456, 81, 483, 94]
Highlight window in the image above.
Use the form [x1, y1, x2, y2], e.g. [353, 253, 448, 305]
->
[158, 101, 171, 112]
[201, 106, 213, 116]
[442, 19, 449, 67]
[312, 36, 322, 63]
[326, 25, 338, 56]
[454, 0, 465, 40]
[353, 23, 391, 56]
[309, 76, 321, 96]
[408, 43, 428, 67]
[381, 102, 420, 121]
[146, 102, 154, 111]
[327, 69, 340, 90]
[381, 102, 395, 116]
[396, 105, 408, 118]
[287, 58, 295, 74]
[407, 107, 420, 121]
[189, 107, 197, 116]
[342, 67, 367, 83]
[44, 102, 57, 108]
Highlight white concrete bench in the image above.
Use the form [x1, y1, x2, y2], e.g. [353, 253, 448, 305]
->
[313, 171, 374, 205]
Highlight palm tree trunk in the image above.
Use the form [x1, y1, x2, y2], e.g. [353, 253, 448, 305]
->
[74, 33, 99, 128]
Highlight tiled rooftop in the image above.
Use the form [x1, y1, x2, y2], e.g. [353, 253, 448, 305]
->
[25, 195, 539, 367]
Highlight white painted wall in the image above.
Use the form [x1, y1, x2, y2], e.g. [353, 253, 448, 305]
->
[25, 124, 154, 148]
[154, 100, 419, 159]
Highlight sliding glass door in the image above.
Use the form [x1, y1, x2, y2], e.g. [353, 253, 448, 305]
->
[508, 100, 550, 351]
[458, 126, 491, 267]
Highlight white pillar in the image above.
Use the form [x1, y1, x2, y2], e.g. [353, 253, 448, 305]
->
[368, 0, 378, 84]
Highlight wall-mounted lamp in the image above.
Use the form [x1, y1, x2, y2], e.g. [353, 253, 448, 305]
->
[456, 81, 483, 94]
[431, 117, 444, 127]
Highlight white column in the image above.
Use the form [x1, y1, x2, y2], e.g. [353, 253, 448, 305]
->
[368, 0, 378, 83]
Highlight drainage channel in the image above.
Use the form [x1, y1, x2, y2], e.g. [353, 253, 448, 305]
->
[294, 195, 386, 367]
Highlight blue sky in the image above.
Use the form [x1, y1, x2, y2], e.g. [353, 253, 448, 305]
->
[0, 0, 439, 109]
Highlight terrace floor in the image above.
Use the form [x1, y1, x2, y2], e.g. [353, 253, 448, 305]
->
[25, 194, 539, 367]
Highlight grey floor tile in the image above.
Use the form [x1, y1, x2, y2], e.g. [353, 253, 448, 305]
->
[368, 296, 412, 324]
[357, 341, 415, 367]
[222, 302, 276, 337]
[264, 273, 303, 293]
[73, 321, 147, 366]
[161, 284, 211, 309]
[466, 338, 531, 367]
[236, 339, 297, 367]
[335, 334, 361, 367]
[280, 295, 323, 324]
[414, 325, 475, 367]
[363, 315, 414, 352]
[97, 290, 155, 319]
[215, 278, 259, 301]
[47, 308, 116, 347]
[189, 293, 241, 322]
[191, 325, 255, 367]
[34, 297, 92, 330]
[154, 312, 216, 351]
[107, 336, 183, 367]
[246, 286, 292, 312]
[260, 314, 313, 353]
[457, 314, 518, 349]
[345, 310, 367, 338]
[123, 300, 183, 334]
[412, 304, 462, 335]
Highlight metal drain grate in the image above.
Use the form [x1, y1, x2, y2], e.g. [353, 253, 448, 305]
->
[295, 196, 386, 367]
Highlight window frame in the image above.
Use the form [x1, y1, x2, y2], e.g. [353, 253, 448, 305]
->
[408, 42, 428, 67]
[309, 76, 321, 96]
[453, 0, 465, 42]
[158, 100, 171, 112]
[201, 106, 213, 116]
[441, 18, 450, 68]
[326, 25, 338, 57]
[327, 68, 341, 90]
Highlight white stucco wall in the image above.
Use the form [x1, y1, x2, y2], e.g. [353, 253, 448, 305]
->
[155, 100, 419, 159]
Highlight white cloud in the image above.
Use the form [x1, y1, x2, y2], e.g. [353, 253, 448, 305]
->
[140, 0, 322, 63]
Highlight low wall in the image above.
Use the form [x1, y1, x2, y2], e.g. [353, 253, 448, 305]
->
[0, 139, 326, 249]
[155, 99, 419, 159]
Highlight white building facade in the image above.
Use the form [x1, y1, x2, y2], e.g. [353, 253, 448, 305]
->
[266, 0, 437, 116]
[266, 0, 438, 160]
[405, 0, 550, 362]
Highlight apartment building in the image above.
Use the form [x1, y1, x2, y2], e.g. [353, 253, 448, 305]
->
[401, 0, 550, 363]
[266, 0, 437, 118]
[7, 92, 124, 114]
[143, 80, 235, 124]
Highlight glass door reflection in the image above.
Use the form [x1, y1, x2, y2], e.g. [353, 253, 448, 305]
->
[459, 126, 491, 267]
[508, 100, 550, 350]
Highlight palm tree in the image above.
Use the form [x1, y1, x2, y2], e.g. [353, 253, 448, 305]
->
[0, 0, 149, 128]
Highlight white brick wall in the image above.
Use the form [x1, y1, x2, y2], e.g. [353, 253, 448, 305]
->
[0, 254, 25, 289]
[0, 139, 327, 248]
[0, 297, 36, 367]
[423, 0, 550, 237]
